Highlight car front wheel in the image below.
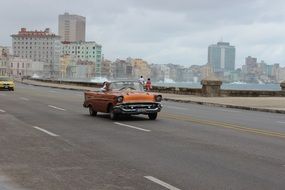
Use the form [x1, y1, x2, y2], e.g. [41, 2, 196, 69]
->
[148, 113, 158, 120]
[109, 105, 119, 120]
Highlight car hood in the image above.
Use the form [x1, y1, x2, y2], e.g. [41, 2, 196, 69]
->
[0, 81, 14, 84]
[119, 91, 157, 102]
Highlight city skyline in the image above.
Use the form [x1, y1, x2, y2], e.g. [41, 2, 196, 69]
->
[1, 0, 285, 67]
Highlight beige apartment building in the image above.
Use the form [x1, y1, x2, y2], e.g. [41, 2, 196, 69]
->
[59, 12, 86, 42]
[11, 28, 61, 77]
[131, 58, 151, 79]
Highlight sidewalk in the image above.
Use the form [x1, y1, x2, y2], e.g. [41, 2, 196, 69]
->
[20, 79, 285, 114]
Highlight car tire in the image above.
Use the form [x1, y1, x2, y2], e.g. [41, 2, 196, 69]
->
[89, 106, 97, 116]
[109, 105, 118, 120]
[148, 113, 157, 120]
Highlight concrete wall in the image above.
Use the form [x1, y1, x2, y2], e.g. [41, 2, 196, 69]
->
[31, 78, 285, 97]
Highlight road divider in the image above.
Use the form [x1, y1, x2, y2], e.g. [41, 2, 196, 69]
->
[161, 112, 285, 139]
[33, 126, 59, 137]
[114, 122, 151, 132]
[48, 105, 66, 111]
[144, 176, 181, 190]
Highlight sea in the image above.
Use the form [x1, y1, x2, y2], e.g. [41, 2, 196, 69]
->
[153, 82, 282, 91]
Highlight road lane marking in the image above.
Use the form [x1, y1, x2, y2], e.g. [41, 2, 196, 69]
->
[114, 122, 151, 132]
[33, 126, 59, 137]
[19, 97, 29, 101]
[277, 121, 285, 124]
[161, 113, 285, 139]
[48, 105, 66, 111]
[0, 94, 6, 96]
[144, 176, 181, 190]
[0, 109, 6, 113]
[48, 90, 58, 93]
[219, 109, 240, 113]
[167, 106, 188, 110]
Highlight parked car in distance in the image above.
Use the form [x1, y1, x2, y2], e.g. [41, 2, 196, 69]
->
[0, 76, 15, 91]
[83, 80, 162, 120]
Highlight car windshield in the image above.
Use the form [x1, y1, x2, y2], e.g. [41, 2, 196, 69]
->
[109, 81, 143, 91]
[0, 77, 11, 81]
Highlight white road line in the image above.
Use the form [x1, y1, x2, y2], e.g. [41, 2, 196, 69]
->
[114, 122, 151, 132]
[219, 109, 240, 113]
[0, 94, 6, 96]
[19, 97, 29, 101]
[33, 126, 59, 137]
[48, 105, 66, 111]
[48, 90, 58, 93]
[167, 106, 188, 110]
[0, 109, 6, 113]
[144, 176, 181, 190]
[277, 121, 285, 124]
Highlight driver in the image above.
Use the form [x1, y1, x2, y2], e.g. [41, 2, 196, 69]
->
[101, 81, 110, 92]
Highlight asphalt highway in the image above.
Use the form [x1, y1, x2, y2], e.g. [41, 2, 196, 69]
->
[0, 83, 285, 190]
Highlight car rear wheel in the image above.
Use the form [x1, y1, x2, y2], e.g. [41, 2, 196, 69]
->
[148, 113, 157, 120]
[109, 105, 118, 120]
[89, 106, 97, 116]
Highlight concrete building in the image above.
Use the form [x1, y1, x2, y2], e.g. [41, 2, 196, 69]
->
[208, 42, 235, 72]
[112, 59, 132, 79]
[101, 59, 112, 79]
[11, 28, 61, 77]
[61, 41, 102, 77]
[0, 46, 10, 76]
[9, 57, 44, 77]
[59, 12, 86, 42]
[130, 58, 151, 80]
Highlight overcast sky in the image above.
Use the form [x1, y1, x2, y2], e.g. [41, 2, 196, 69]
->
[1, 0, 285, 67]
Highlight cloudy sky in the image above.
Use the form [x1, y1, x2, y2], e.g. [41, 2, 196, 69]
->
[1, 0, 285, 67]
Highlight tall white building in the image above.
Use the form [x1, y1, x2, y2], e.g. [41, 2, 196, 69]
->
[58, 12, 86, 42]
[11, 28, 61, 77]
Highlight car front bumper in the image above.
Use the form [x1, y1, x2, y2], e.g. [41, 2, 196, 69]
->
[0, 84, 14, 89]
[113, 103, 162, 115]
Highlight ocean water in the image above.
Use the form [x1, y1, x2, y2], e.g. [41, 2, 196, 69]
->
[153, 82, 282, 91]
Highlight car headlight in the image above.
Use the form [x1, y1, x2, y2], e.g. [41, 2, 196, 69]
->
[155, 95, 162, 102]
[117, 96, 124, 103]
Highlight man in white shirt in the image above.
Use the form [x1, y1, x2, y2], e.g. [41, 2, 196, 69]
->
[138, 76, 145, 91]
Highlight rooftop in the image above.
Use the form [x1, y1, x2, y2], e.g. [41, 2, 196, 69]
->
[11, 28, 59, 38]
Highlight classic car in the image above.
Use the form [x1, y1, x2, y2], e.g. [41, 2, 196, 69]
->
[0, 76, 15, 91]
[83, 80, 162, 120]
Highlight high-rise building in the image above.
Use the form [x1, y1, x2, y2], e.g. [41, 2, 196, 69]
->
[208, 42, 235, 72]
[11, 28, 61, 77]
[58, 12, 86, 42]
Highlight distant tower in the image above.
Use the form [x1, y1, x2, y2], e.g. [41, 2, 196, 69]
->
[58, 12, 86, 42]
[208, 42, 235, 72]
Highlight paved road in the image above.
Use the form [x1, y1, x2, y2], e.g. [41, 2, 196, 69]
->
[0, 83, 285, 190]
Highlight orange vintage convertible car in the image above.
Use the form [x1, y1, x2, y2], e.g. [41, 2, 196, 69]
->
[83, 80, 162, 120]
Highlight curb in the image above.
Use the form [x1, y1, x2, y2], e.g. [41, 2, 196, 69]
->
[163, 98, 285, 114]
[19, 81, 285, 115]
